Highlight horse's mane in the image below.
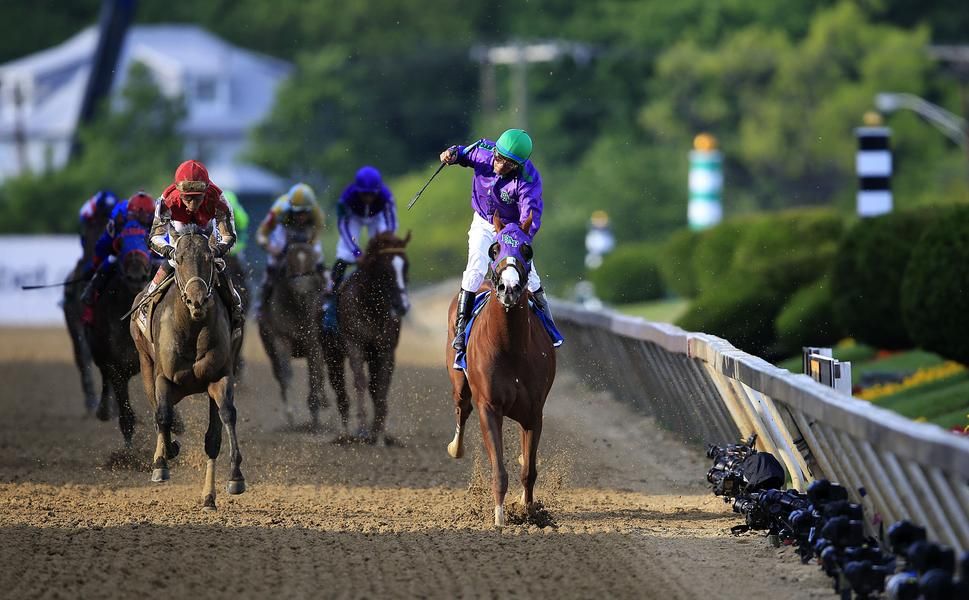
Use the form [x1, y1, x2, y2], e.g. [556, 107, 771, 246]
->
[359, 232, 409, 269]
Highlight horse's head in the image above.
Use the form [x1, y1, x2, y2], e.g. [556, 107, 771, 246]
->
[490, 212, 534, 309]
[282, 241, 320, 295]
[172, 224, 216, 321]
[362, 231, 411, 317]
[117, 221, 152, 294]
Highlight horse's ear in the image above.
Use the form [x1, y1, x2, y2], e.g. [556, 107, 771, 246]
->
[520, 211, 533, 235]
[492, 212, 503, 233]
[403, 229, 412, 244]
[488, 242, 500, 261]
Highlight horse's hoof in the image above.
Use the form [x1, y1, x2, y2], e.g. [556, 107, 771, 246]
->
[95, 404, 111, 422]
[202, 494, 217, 512]
[447, 441, 463, 459]
[226, 479, 246, 495]
[151, 468, 170, 483]
[168, 439, 181, 459]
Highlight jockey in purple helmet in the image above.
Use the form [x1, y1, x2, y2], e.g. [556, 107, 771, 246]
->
[439, 128, 556, 352]
[330, 165, 398, 290]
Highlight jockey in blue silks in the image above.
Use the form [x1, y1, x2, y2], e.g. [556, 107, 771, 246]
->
[80, 191, 156, 311]
[323, 166, 397, 330]
[439, 128, 557, 353]
[77, 190, 119, 273]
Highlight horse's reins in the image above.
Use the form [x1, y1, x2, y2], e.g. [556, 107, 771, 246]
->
[172, 233, 215, 300]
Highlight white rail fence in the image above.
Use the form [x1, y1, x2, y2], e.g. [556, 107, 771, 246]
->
[553, 300, 969, 553]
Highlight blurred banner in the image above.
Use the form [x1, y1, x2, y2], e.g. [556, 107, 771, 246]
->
[0, 236, 78, 325]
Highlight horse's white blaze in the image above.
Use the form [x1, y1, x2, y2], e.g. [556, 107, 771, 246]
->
[494, 505, 505, 527]
[500, 265, 520, 290]
[392, 255, 410, 311]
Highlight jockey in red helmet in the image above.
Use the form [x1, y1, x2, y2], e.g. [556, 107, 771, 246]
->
[143, 160, 245, 340]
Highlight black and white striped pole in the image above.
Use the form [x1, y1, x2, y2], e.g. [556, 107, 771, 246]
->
[855, 111, 893, 217]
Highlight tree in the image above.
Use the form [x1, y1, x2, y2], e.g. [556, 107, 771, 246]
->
[0, 62, 185, 233]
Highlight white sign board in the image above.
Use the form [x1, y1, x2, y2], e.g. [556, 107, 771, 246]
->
[0, 235, 80, 325]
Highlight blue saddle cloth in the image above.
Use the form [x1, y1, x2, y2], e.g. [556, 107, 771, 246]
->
[453, 290, 564, 371]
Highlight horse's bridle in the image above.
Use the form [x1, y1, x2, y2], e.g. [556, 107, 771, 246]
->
[172, 233, 215, 301]
[490, 256, 527, 286]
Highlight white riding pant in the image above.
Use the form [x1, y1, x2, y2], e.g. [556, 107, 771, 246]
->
[461, 212, 542, 292]
[265, 224, 323, 268]
[336, 214, 393, 262]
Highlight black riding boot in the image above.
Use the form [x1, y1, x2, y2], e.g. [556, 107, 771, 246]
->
[532, 288, 556, 324]
[330, 259, 350, 292]
[217, 269, 245, 341]
[80, 262, 113, 305]
[451, 288, 475, 352]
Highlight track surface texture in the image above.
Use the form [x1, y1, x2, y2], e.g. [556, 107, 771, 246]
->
[0, 285, 831, 599]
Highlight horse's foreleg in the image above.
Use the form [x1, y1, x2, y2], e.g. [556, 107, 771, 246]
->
[202, 396, 222, 511]
[347, 348, 368, 438]
[307, 342, 326, 428]
[151, 376, 178, 483]
[112, 371, 135, 449]
[478, 406, 507, 527]
[268, 340, 294, 426]
[95, 372, 113, 422]
[367, 353, 394, 444]
[519, 419, 542, 512]
[448, 381, 473, 459]
[68, 314, 98, 415]
[324, 344, 350, 435]
[211, 376, 245, 495]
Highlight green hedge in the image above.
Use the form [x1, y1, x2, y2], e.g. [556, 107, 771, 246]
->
[774, 276, 844, 358]
[658, 228, 700, 298]
[831, 209, 937, 350]
[677, 275, 781, 357]
[589, 242, 665, 303]
[679, 209, 846, 358]
[901, 205, 969, 365]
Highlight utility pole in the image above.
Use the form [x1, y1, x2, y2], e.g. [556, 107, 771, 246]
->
[471, 41, 592, 130]
[70, 0, 137, 160]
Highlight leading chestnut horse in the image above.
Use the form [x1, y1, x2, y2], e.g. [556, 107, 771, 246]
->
[445, 212, 556, 527]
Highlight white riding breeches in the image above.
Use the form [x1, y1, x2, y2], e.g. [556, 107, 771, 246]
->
[336, 213, 393, 262]
[461, 212, 542, 293]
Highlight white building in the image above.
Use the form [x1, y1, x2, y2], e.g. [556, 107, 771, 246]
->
[0, 24, 292, 195]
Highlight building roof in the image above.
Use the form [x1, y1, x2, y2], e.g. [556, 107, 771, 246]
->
[0, 24, 292, 139]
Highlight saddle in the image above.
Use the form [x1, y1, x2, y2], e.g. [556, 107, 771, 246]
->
[135, 275, 175, 343]
[452, 291, 564, 371]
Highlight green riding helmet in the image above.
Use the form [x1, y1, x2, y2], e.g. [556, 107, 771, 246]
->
[495, 129, 533, 166]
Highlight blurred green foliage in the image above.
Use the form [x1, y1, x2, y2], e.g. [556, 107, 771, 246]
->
[831, 208, 937, 349]
[901, 206, 969, 366]
[774, 276, 845, 359]
[588, 242, 665, 304]
[2, 1, 969, 300]
[0, 62, 184, 233]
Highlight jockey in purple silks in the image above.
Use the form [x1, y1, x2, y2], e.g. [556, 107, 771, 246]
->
[439, 128, 556, 353]
[323, 166, 397, 330]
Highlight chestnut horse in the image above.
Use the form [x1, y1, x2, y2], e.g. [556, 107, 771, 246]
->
[130, 224, 246, 511]
[325, 232, 411, 443]
[445, 213, 555, 526]
[86, 222, 154, 447]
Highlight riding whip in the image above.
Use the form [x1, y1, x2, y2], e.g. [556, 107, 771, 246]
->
[406, 162, 446, 211]
[407, 139, 483, 211]
[21, 276, 90, 290]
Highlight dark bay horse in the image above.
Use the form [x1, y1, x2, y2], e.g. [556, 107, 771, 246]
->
[326, 231, 411, 444]
[445, 213, 555, 527]
[257, 237, 327, 428]
[131, 224, 246, 511]
[86, 223, 154, 447]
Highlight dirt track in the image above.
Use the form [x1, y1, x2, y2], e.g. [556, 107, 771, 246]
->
[0, 285, 831, 599]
